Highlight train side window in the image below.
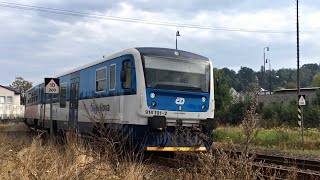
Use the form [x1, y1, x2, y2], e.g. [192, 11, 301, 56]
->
[60, 83, 67, 108]
[110, 64, 116, 90]
[26, 93, 30, 104]
[96, 67, 107, 92]
[122, 60, 132, 89]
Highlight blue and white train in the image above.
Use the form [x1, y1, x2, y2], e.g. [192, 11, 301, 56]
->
[25, 47, 215, 151]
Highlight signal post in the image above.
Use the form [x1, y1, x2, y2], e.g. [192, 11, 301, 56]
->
[44, 78, 60, 137]
[298, 95, 306, 151]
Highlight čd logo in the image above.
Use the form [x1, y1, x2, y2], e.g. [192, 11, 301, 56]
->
[175, 97, 185, 105]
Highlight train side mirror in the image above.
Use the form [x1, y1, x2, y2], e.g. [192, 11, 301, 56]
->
[121, 70, 126, 82]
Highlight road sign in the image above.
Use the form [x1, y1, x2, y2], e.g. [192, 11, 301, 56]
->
[45, 78, 60, 94]
[298, 95, 306, 106]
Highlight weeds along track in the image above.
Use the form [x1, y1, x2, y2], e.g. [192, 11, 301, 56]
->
[255, 153, 320, 179]
[4, 123, 320, 179]
[147, 150, 320, 179]
[255, 153, 320, 172]
[229, 151, 320, 179]
[146, 152, 199, 169]
[257, 164, 320, 180]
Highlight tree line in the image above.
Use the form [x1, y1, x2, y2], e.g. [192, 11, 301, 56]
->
[214, 63, 320, 128]
[217, 63, 320, 93]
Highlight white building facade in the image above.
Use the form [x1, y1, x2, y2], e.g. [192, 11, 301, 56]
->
[0, 85, 24, 119]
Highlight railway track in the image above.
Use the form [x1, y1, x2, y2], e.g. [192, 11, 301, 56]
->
[255, 153, 320, 172]
[254, 153, 320, 180]
[147, 150, 320, 179]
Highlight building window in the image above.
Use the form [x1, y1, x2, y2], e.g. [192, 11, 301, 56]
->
[110, 64, 116, 90]
[7, 96, 12, 103]
[122, 60, 132, 89]
[0, 96, 5, 103]
[96, 67, 107, 92]
[60, 83, 67, 108]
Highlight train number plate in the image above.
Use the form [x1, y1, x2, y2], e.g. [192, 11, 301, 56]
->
[145, 110, 167, 116]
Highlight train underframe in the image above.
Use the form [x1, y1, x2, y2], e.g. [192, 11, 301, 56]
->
[24, 116, 216, 152]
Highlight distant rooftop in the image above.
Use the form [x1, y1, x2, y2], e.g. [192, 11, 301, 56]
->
[0, 85, 20, 94]
[274, 87, 320, 94]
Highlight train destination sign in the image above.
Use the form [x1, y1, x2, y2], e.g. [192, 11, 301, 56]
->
[45, 78, 60, 94]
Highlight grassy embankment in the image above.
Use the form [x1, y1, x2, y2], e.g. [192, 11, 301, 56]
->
[213, 126, 320, 155]
[0, 123, 300, 179]
[0, 123, 152, 179]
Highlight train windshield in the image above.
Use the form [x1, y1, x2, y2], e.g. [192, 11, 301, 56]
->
[143, 56, 210, 93]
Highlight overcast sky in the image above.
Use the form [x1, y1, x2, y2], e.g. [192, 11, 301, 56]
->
[1, 0, 320, 85]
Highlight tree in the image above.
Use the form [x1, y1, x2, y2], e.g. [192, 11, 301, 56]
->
[300, 63, 320, 87]
[237, 67, 255, 92]
[312, 73, 320, 87]
[213, 68, 233, 111]
[220, 67, 239, 89]
[11, 77, 33, 105]
[285, 82, 296, 89]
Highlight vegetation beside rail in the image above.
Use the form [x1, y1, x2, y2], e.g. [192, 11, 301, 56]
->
[0, 123, 303, 180]
[213, 126, 320, 154]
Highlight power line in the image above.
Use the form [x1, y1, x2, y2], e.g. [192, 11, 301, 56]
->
[0, 1, 301, 34]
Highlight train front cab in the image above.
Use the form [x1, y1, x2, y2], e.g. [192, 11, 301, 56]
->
[135, 48, 215, 152]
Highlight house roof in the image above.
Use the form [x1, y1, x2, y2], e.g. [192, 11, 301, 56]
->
[0, 85, 20, 94]
[274, 87, 320, 94]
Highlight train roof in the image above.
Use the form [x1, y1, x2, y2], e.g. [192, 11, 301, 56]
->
[136, 47, 209, 61]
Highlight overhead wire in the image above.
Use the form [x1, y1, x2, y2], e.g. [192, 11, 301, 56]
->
[0, 1, 309, 34]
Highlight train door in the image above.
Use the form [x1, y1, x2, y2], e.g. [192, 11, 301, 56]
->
[69, 77, 79, 129]
[119, 56, 136, 123]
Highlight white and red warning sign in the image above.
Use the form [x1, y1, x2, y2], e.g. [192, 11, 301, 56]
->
[45, 78, 60, 94]
[298, 95, 306, 106]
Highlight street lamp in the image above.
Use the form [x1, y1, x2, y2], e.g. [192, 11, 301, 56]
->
[176, 30, 180, 50]
[266, 58, 272, 94]
[263, 46, 269, 95]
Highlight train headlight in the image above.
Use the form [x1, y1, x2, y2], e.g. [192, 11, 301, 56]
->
[201, 104, 206, 110]
[202, 97, 206, 102]
[150, 93, 156, 98]
[151, 101, 157, 107]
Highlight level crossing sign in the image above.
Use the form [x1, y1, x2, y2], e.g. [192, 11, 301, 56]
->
[298, 95, 306, 106]
[45, 78, 60, 94]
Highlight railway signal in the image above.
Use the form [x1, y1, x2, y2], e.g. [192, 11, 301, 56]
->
[298, 94, 306, 151]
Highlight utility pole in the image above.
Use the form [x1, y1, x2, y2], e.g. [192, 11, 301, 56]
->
[268, 59, 272, 94]
[297, 0, 300, 95]
[263, 47, 269, 95]
[296, 0, 304, 151]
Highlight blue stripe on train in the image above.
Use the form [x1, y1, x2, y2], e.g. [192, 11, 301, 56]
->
[145, 88, 210, 112]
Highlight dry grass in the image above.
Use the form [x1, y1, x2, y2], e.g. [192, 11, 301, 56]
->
[0, 123, 303, 180]
[0, 124, 151, 180]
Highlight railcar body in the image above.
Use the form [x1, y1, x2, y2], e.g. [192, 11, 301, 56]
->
[25, 47, 215, 151]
